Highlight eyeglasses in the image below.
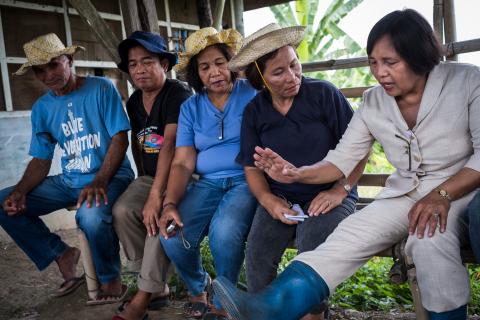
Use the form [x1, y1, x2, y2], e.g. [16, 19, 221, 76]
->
[395, 133, 412, 171]
[215, 114, 224, 140]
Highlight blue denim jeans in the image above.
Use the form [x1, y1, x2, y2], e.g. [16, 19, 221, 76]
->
[0, 174, 131, 284]
[160, 175, 257, 309]
[466, 190, 480, 262]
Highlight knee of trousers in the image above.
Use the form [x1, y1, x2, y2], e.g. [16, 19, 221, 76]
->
[76, 208, 113, 235]
[112, 199, 137, 227]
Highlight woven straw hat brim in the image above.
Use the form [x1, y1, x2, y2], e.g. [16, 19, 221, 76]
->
[174, 29, 242, 74]
[14, 45, 85, 76]
[228, 26, 305, 72]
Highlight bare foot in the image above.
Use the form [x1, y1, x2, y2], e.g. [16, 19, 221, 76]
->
[55, 246, 81, 281]
[100, 277, 123, 296]
[117, 290, 151, 320]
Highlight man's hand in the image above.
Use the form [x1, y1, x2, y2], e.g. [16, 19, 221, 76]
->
[3, 190, 27, 216]
[143, 194, 162, 237]
[408, 190, 450, 238]
[159, 205, 184, 239]
[76, 178, 109, 208]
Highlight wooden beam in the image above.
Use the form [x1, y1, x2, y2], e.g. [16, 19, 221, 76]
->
[67, 0, 120, 62]
[119, 0, 141, 37]
[301, 38, 480, 74]
[138, 0, 160, 33]
[340, 86, 372, 98]
[197, 0, 213, 28]
[302, 57, 369, 72]
[443, 0, 457, 61]
[213, 0, 225, 30]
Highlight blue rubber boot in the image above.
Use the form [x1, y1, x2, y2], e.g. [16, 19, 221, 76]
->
[428, 305, 467, 320]
[212, 261, 329, 320]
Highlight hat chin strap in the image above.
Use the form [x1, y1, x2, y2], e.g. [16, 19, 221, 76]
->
[254, 61, 272, 93]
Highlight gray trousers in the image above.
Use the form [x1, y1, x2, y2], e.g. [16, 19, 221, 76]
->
[113, 176, 171, 293]
[246, 196, 356, 313]
[296, 189, 473, 313]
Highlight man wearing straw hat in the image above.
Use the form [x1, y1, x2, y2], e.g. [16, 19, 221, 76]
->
[0, 33, 133, 303]
[112, 31, 192, 320]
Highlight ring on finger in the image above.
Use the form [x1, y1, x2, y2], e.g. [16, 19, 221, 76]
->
[433, 210, 440, 219]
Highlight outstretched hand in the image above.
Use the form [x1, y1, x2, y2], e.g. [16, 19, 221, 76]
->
[253, 146, 299, 184]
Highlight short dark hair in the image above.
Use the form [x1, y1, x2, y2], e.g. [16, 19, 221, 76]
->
[185, 43, 237, 92]
[366, 9, 443, 75]
[244, 48, 281, 90]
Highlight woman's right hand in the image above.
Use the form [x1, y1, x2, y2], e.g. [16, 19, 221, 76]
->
[254, 146, 300, 184]
[262, 193, 298, 225]
[159, 205, 184, 239]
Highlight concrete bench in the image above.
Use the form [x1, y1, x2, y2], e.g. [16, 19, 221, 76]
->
[66, 206, 100, 302]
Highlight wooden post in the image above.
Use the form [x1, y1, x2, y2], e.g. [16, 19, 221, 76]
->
[213, 0, 226, 31]
[119, 0, 141, 37]
[443, 0, 457, 61]
[67, 0, 120, 62]
[233, 0, 244, 36]
[433, 0, 444, 44]
[138, 0, 160, 33]
[197, 0, 213, 28]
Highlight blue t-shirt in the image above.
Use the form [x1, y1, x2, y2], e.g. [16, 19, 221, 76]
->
[237, 77, 357, 204]
[29, 76, 134, 188]
[176, 79, 257, 179]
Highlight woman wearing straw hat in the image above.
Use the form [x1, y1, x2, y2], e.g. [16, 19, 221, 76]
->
[158, 27, 258, 320]
[228, 23, 367, 320]
[214, 9, 480, 320]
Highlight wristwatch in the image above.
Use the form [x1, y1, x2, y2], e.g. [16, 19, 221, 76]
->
[436, 188, 451, 201]
[342, 183, 352, 193]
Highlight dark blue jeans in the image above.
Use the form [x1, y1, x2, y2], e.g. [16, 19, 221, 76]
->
[160, 175, 257, 309]
[246, 195, 357, 313]
[0, 174, 131, 283]
[466, 190, 480, 262]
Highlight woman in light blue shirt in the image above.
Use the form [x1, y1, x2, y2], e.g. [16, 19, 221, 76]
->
[158, 27, 257, 320]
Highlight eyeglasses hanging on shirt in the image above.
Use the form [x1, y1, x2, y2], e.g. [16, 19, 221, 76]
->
[215, 114, 224, 140]
[395, 131, 413, 171]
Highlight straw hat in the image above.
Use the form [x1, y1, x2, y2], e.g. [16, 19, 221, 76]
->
[174, 27, 242, 74]
[14, 33, 85, 76]
[228, 23, 305, 72]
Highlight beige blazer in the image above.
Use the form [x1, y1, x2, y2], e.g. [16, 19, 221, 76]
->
[325, 62, 480, 199]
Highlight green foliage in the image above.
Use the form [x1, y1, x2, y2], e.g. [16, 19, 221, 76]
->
[270, 0, 376, 87]
[330, 258, 413, 311]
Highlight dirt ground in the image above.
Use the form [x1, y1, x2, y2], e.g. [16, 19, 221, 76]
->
[0, 229, 477, 320]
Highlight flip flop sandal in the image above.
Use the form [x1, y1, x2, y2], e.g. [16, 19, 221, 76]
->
[183, 301, 208, 319]
[51, 274, 85, 297]
[116, 295, 169, 314]
[86, 284, 129, 306]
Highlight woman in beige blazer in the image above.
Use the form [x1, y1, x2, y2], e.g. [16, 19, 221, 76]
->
[212, 9, 480, 320]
